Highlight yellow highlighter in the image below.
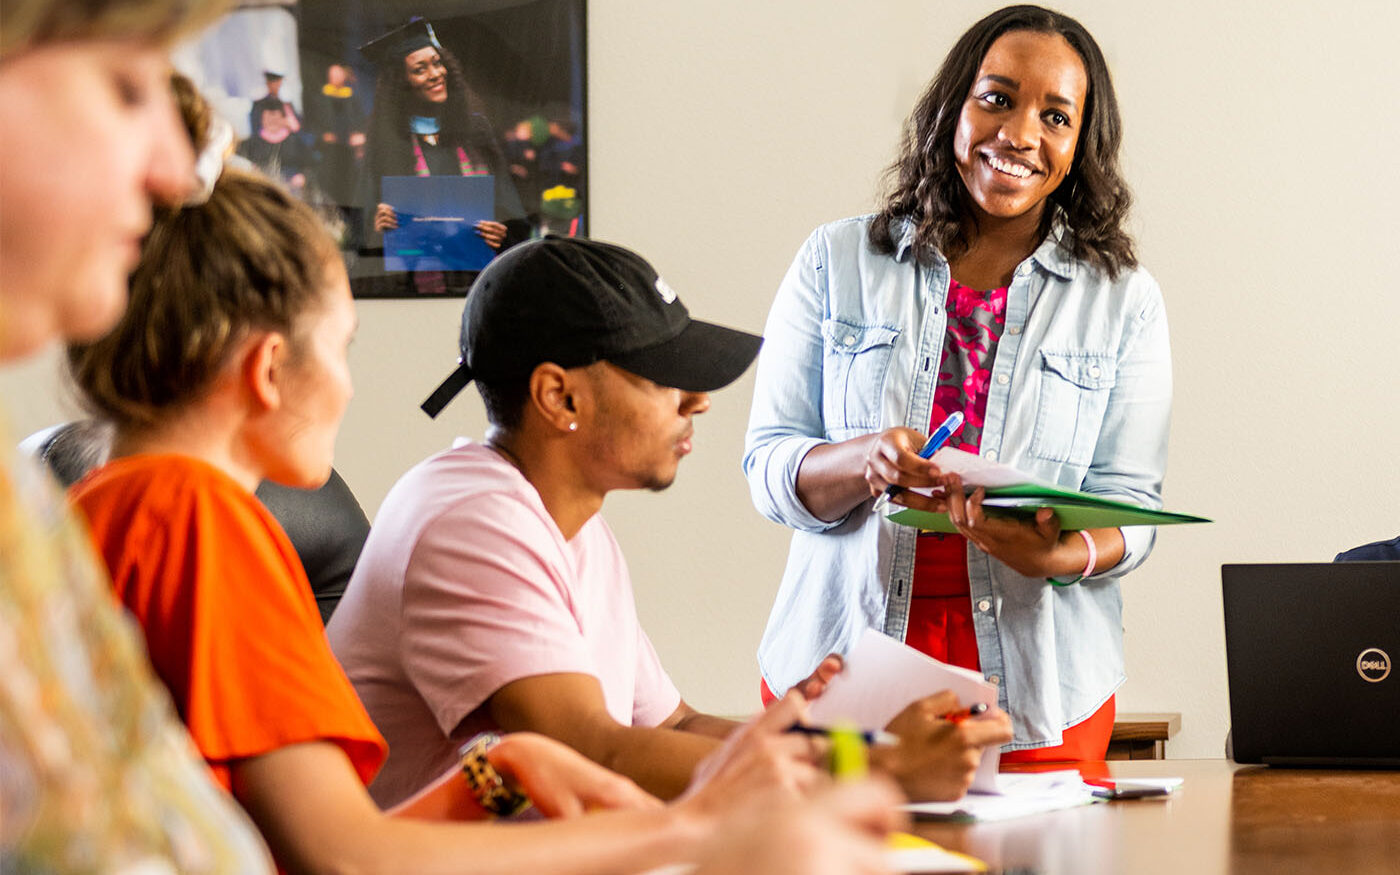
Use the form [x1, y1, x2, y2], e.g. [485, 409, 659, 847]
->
[827, 723, 869, 781]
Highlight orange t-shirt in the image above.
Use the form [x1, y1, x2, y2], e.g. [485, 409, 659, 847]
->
[71, 454, 387, 792]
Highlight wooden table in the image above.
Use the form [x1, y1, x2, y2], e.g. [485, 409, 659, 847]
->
[914, 759, 1400, 874]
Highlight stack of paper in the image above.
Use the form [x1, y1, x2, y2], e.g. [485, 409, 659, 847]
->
[885, 447, 1210, 532]
[904, 770, 1099, 822]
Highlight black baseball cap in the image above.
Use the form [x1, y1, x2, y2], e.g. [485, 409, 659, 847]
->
[420, 236, 763, 418]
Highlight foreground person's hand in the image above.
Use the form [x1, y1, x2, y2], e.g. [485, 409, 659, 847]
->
[677, 690, 828, 822]
[487, 731, 661, 817]
[693, 778, 906, 875]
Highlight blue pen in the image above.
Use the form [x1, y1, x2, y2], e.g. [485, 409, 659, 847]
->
[872, 410, 964, 512]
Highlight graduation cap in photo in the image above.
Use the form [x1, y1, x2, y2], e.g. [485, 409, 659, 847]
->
[358, 17, 444, 66]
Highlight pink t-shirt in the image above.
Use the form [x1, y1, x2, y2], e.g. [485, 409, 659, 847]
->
[327, 439, 681, 808]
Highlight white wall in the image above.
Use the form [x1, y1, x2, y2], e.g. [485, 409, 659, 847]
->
[4, 0, 1397, 758]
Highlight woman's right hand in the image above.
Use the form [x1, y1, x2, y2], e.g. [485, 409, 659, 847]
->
[863, 427, 948, 512]
[797, 428, 947, 522]
[373, 202, 398, 232]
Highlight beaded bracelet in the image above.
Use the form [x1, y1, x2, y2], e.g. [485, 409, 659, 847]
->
[459, 732, 531, 817]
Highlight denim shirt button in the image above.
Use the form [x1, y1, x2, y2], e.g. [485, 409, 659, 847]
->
[1007, 325, 1021, 335]
[989, 674, 1001, 685]
[843, 334, 856, 346]
[1089, 364, 1102, 378]
[977, 599, 992, 613]
[996, 373, 1009, 386]
[984, 449, 998, 461]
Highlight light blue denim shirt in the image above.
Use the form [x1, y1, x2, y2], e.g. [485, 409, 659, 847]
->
[744, 215, 1172, 749]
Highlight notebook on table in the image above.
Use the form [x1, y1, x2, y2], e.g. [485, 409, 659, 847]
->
[1222, 562, 1400, 767]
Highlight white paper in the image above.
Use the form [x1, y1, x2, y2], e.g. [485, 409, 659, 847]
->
[904, 770, 1100, 822]
[925, 447, 1055, 490]
[808, 629, 1002, 792]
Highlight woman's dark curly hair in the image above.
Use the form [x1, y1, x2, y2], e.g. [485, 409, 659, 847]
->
[868, 4, 1136, 278]
[364, 41, 493, 178]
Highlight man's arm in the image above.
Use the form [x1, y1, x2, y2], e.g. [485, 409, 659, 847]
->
[488, 672, 728, 800]
[660, 700, 743, 740]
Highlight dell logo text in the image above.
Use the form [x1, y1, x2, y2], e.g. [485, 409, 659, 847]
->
[1356, 648, 1392, 683]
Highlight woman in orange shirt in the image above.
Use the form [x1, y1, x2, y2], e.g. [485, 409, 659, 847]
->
[66, 165, 900, 874]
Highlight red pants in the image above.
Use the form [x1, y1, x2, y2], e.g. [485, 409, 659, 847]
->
[763, 533, 1113, 762]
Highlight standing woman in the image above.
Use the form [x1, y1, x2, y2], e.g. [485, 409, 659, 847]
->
[360, 18, 528, 295]
[745, 4, 1171, 762]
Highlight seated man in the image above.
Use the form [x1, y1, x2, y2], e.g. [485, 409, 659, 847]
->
[1335, 535, 1400, 562]
[328, 236, 1010, 807]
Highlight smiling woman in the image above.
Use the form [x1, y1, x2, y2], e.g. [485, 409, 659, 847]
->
[358, 17, 529, 296]
[951, 31, 1085, 240]
[746, 3, 1172, 764]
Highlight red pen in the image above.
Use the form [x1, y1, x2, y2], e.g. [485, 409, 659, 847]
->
[941, 702, 989, 725]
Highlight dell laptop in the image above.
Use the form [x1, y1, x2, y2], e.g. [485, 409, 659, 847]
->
[1222, 562, 1400, 767]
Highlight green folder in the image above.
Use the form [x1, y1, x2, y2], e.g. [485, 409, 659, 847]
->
[886, 483, 1210, 533]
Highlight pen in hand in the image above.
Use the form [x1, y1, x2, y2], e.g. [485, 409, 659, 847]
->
[871, 410, 965, 513]
[940, 702, 989, 725]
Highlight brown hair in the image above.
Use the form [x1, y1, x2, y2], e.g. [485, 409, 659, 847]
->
[868, 4, 1136, 278]
[171, 71, 214, 151]
[0, 0, 229, 59]
[69, 168, 338, 430]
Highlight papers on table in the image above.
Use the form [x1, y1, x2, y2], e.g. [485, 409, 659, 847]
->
[807, 629, 1001, 793]
[904, 770, 1100, 822]
[806, 630, 1114, 822]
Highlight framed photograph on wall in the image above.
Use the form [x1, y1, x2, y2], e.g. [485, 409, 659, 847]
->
[174, 0, 587, 299]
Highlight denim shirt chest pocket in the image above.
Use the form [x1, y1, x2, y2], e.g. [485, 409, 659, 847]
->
[821, 318, 900, 441]
[1030, 350, 1116, 467]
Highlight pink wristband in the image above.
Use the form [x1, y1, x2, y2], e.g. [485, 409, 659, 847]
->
[1077, 529, 1097, 580]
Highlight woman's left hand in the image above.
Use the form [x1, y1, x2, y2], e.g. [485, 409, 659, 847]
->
[941, 474, 1068, 578]
[475, 220, 508, 250]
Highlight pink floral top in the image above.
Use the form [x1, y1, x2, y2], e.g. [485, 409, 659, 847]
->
[928, 280, 1008, 447]
[911, 280, 1008, 602]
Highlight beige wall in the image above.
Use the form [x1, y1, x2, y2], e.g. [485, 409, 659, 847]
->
[5, 0, 1397, 758]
